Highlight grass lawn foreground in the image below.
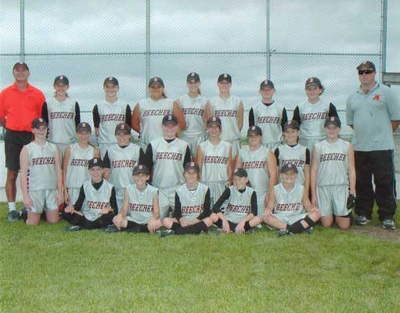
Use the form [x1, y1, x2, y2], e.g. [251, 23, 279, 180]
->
[1, 203, 400, 313]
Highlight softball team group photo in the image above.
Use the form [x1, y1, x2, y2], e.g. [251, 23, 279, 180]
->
[1, 60, 399, 236]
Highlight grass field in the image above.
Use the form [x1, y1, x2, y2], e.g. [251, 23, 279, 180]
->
[1, 204, 399, 313]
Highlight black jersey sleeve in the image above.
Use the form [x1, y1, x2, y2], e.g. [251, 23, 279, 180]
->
[328, 103, 339, 118]
[109, 187, 118, 214]
[93, 105, 100, 128]
[292, 106, 301, 126]
[73, 186, 86, 211]
[75, 102, 81, 126]
[103, 151, 111, 168]
[281, 108, 288, 129]
[138, 148, 146, 165]
[248, 108, 255, 127]
[197, 188, 211, 219]
[41, 102, 49, 124]
[125, 105, 132, 127]
[274, 148, 280, 166]
[213, 188, 231, 213]
[173, 193, 182, 220]
[183, 146, 191, 168]
[305, 148, 310, 165]
[144, 144, 154, 173]
[250, 191, 258, 216]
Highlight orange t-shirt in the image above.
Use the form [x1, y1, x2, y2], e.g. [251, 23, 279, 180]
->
[0, 83, 45, 132]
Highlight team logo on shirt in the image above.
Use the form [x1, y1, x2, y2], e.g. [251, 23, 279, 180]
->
[226, 204, 251, 214]
[112, 160, 137, 168]
[257, 116, 280, 124]
[215, 110, 238, 117]
[87, 201, 110, 210]
[181, 205, 203, 214]
[70, 159, 89, 167]
[129, 203, 153, 213]
[143, 109, 170, 117]
[281, 159, 305, 167]
[319, 153, 346, 162]
[182, 108, 204, 116]
[242, 161, 266, 170]
[373, 94, 380, 101]
[204, 156, 229, 164]
[50, 112, 75, 119]
[275, 203, 301, 212]
[101, 114, 125, 122]
[300, 112, 328, 121]
[32, 157, 55, 165]
[156, 152, 183, 161]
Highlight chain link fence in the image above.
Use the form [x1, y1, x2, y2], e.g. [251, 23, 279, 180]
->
[1, 0, 385, 139]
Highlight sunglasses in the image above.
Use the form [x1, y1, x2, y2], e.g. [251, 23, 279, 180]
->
[358, 69, 375, 75]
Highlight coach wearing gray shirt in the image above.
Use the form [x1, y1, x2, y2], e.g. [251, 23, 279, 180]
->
[346, 61, 400, 230]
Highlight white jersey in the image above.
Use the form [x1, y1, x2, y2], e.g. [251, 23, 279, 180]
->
[138, 98, 173, 146]
[126, 183, 158, 225]
[251, 100, 284, 145]
[178, 94, 207, 137]
[298, 99, 330, 140]
[46, 97, 77, 144]
[65, 143, 95, 188]
[151, 137, 187, 189]
[81, 180, 114, 222]
[199, 140, 231, 183]
[107, 143, 141, 189]
[273, 183, 305, 217]
[26, 141, 57, 191]
[176, 182, 209, 221]
[224, 186, 255, 224]
[210, 95, 242, 141]
[97, 99, 128, 144]
[314, 139, 349, 186]
[239, 146, 269, 194]
[277, 144, 307, 185]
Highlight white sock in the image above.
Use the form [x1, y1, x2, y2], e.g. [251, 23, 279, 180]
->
[8, 202, 16, 212]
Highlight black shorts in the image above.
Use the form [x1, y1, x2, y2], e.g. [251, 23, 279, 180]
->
[4, 129, 32, 171]
[125, 221, 149, 233]
[214, 219, 237, 231]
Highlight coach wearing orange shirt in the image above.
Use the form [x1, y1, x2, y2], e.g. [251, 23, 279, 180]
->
[0, 62, 45, 221]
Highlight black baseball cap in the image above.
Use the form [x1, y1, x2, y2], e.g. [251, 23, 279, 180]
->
[54, 75, 69, 85]
[247, 125, 262, 136]
[324, 116, 341, 128]
[76, 122, 91, 133]
[283, 120, 300, 131]
[115, 123, 131, 135]
[148, 77, 165, 88]
[31, 118, 47, 129]
[162, 114, 178, 126]
[88, 157, 103, 169]
[281, 163, 298, 174]
[187, 72, 200, 83]
[103, 76, 119, 86]
[305, 77, 323, 89]
[132, 164, 150, 176]
[260, 79, 275, 89]
[13, 62, 29, 71]
[233, 168, 248, 177]
[207, 116, 222, 127]
[218, 73, 232, 83]
[356, 61, 376, 72]
[184, 162, 200, 173]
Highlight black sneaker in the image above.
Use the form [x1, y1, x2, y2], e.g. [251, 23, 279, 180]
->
[104, 224, 119, 233]
[7, 210, 19, 222]
[382, 219, 396, 230]
[276, 229, 290, 237]
[304, 227, 313, 235]
[160, 230, 175, 238]
[63, 225, 83, 232]
[19, 208, 28, 221]
[356, 215, 371, 226]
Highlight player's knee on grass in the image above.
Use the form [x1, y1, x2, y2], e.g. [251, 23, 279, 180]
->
[162, 217, 174, 229]
[45, 210, 60, 224]
[336, 215, 351, 230]
[320, 216, 334, 228]
[26, 212, 41, 226]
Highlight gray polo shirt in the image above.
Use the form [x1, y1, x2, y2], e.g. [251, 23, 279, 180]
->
[346, 82, 400, 151]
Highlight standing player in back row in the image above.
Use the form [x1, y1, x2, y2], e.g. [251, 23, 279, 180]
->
[206, 73, 244, 162]
[93, 77, 131, 158]
[42, 75, 80, 165]
[175, 72, 207, 160]
[249, 79, 288, 150]
[131, 77, 186, 150]
[292, 77, 338, 153]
